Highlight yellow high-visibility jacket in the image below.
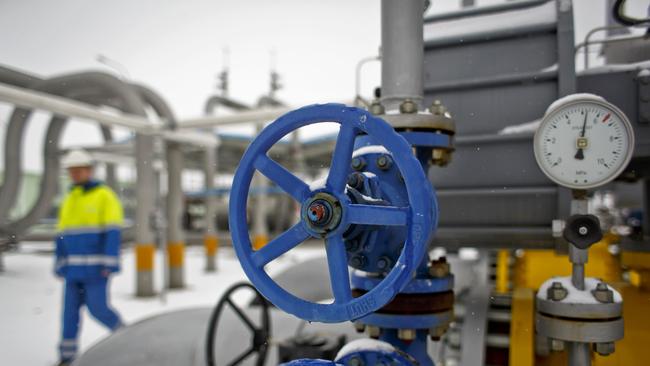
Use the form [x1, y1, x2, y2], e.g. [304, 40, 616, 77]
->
[55, 180, 123, 280]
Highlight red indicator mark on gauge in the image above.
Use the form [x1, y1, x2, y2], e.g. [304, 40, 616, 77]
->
[602, 113, 611, 123]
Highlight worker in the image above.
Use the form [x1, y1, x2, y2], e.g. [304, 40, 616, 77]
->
[54, 149, 124, 366]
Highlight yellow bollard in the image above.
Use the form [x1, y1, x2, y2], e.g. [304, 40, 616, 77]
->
[167, 241, 185, 288]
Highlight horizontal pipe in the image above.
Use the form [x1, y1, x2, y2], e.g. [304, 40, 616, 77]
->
[424, 23, 556, 49]
[0, 82, 217, 147]
[0, 82, 153, 131]
[424, 69, 557, 94]
[424, 0, 551, 23]
[179, 107, 293, 129]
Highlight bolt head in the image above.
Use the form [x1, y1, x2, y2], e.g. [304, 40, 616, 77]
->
[594, 342, 615, 356]
[547, 281, 568, 301]
[351, 157, 366, 171]
[376, 256, 392, 271]
[397, 328, 416, 341]
[399, 99, 418, 114]
[578, 226, 588, 235]
[348, 356, 364, 366]
[369, 100, 385, 116]
[549, 338, 565, 352]
[592, 282, 614, 303]
[347, 172, 364, 189]
[432, 148, 452, 167]
[367, 326, 381, 338]
[350, 255, 366, 268]
[429, 100, 447, 115]
[429, 258, 450, 278]
[376, 154, 392, 170]
[353, 321, 366, 333]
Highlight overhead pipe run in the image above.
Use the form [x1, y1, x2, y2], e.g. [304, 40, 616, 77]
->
[380, 0, 426, 111]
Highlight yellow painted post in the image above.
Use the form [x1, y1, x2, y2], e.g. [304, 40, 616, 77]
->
[204, 234, 219, 271]
[167, 241, 185, 288]
[510, 287, 534, 366]
[135, 243, 155, 296]
[496, 250, 510, 294]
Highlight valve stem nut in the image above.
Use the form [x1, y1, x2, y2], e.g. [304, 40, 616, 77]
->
[429, 257, 450, 278]
[547, 281, 568, 301]
[397, 328, 416, 341]
[592, 282, 614, 303]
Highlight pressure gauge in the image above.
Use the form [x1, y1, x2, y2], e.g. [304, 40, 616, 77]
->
[534, 94, 635, 190]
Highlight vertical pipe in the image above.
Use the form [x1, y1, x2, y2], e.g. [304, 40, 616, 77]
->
[380, 0, 426, 111]
[203, 146, 218, 272]
[252, 125, 269, 250]
[166, 142, 185, 288]
[135, 133, 157, 297]
[568, 342, 592, 366]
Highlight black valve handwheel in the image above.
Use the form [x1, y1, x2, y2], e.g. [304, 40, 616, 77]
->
[206, 282, 271, 366]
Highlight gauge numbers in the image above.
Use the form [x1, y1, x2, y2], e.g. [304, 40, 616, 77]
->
[534, 97, 634, 190]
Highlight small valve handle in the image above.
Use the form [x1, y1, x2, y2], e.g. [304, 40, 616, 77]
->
[563, 214, 603, 249]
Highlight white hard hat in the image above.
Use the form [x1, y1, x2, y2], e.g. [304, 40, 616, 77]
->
[61, 149, 94, 169]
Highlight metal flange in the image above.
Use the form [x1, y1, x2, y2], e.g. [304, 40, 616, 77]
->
[535, 313, 624, 343]
[536, 277, 622, 319]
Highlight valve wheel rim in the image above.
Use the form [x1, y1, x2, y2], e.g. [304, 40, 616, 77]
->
[229, 103, 437, 323]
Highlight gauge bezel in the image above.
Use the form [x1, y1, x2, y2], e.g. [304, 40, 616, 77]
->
[533, 97, 635, 190]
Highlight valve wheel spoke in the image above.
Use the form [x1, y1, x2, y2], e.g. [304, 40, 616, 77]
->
[254, 154, 310, 202]
[227, 347, 255, 366]
[346, 204, 409, 226]
[251, 222, 310, 267]
[225, 298, 257, 332]
[325, 235, 352, 303]
[326, 124, 357, 193]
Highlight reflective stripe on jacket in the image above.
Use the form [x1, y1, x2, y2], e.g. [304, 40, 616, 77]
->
[55, 181, 123, 279]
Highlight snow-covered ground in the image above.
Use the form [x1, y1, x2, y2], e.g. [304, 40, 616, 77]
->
[0, 242, 324, 366]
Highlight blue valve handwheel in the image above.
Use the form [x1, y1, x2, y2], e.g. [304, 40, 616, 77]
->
[229, 104, 436, 323]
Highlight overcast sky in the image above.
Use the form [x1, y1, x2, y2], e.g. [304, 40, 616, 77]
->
[0, 0, 648, 173]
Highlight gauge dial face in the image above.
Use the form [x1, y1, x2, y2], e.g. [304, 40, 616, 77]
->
[534, 98, 634, 189]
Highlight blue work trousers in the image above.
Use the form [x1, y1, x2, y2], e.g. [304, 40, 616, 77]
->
[59, 277, 122, 362]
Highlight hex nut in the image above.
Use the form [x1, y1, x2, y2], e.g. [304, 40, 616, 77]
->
[369, 100, 385, 116]
[348, 356, 364, 366]
[591, 282, 614, 303]
[429, 257, 450, 278]
[594, 342, 615, 356]
[367, 326, 381, 339]
[399, 99, 418, 114]
[353, 321, 366, 333]
[397, 328, 416, 341]
[550, 338, 565, 352]
[351, 157, 366, 171]
[547, 281, 568, 301]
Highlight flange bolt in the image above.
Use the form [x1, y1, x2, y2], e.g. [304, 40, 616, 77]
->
[592, 282, 614, 303]
[547, 281, 568, 301]
[429, 257, 450, 278]
[351, 157, 366, 171]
